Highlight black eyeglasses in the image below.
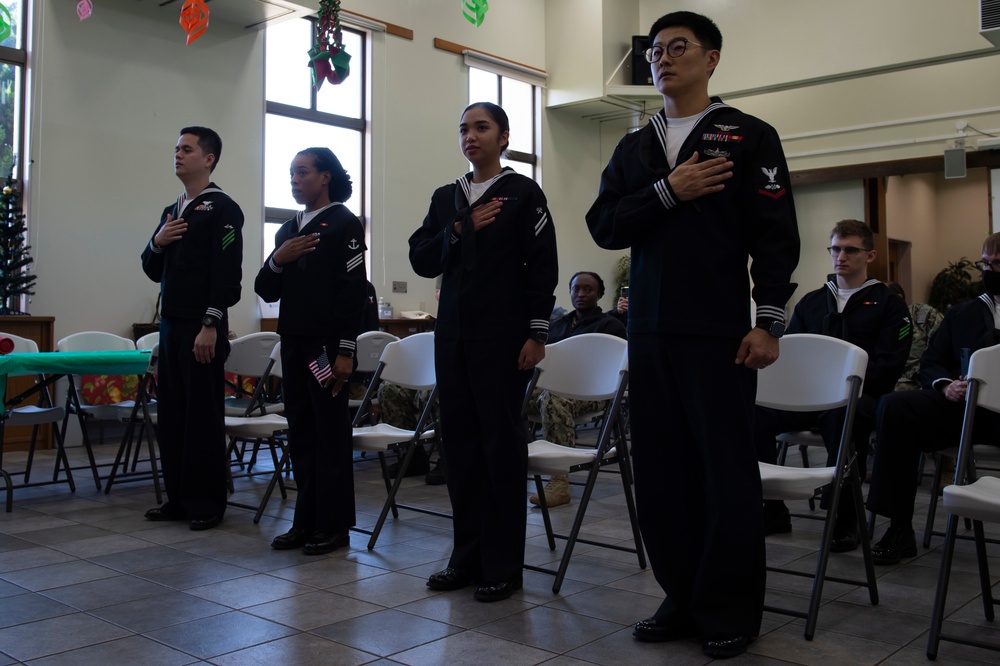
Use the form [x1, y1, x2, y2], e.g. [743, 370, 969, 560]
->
[976, 259, 1000, 271]
[643, 37, 708, 63]
[826, 246, 870, 257]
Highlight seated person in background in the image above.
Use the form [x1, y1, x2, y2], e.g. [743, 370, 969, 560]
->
[528, 271, 627, 507]
[885, 281, 944, 392]
[755, 219, 911, 545]
[867, 233, 1000, 564]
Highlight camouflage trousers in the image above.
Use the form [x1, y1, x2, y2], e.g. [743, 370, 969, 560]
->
[526, 387, 606, 447]
[377, 381, 437, 430]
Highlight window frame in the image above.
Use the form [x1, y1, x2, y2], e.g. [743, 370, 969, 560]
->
[0, 0, 29, 182]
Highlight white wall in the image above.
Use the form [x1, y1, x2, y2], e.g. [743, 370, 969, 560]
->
[28, 0, 265, 342]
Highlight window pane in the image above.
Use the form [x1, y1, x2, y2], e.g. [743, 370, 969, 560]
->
[0, 64, 21, 176]
[500, 158, 533, 179]
[0, 1, 24, 50]
[502, 78, 533, 154]
[316, 30, 363, 119]
[265, 115, 363, 215]
[469, 68, 497, 105]
[266, 19, 312, 108]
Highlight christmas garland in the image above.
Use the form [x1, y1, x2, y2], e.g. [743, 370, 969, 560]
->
[309, 0, 351, 90]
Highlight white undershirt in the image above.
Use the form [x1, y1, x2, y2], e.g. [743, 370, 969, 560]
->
[297, 202, 340, 231]
[993, 304, 1000, 330]
[836, 285, 862, 313]
[666, 114, 701, 168]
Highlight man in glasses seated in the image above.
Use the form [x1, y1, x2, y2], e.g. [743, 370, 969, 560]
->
[867, 233, 1000, 564]
[755, 219, 911, 547]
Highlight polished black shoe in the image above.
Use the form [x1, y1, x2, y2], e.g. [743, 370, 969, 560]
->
[189, 515, 223, 531]
[474, 579, 522, 602]
[424, 459, 446, 485]
[829, 523, 860, 553]
[271, 528, 311, 550]
[386, 446, 430, 479]
[144, 505, 186, 522]
[302, 531, 350, 555]
[426, 567, 471, 591]
[633, 615, 700, 642]
[871, 526, 917, 565]
[703, 634, 750, 659]
[762, 500, 792, 536]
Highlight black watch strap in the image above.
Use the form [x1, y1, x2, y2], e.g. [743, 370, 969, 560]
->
[201, 315, 220, 328]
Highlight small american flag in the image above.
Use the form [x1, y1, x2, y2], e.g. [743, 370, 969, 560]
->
[308, 349, 333, 385]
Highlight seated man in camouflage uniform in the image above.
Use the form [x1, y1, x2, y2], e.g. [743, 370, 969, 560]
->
[886, 282, 944, 392]
[527, 271, 627, 507]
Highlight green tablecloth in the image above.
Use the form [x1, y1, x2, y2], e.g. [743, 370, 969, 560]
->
[0, 350, 152, 404]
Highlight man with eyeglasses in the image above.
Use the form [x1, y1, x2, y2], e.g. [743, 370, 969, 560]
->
[755, 219, 911, 548]
[586, 11, 799, 659]
[866, 232, 1000, 565]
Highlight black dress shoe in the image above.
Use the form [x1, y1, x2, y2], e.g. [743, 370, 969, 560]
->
[703, 635, 750, 659]
[426, 567, 471, 591]
[271, 528, 311, 550]
[633, 615, 700, 642]
[474, 579, 522, 602]
[144, 505, 185, 522]
[386, 446, 430, 479]
[189, 515, 223, 531]
[302, 531, 350, 555]
[871, 526, 917, 565]
[829, 524, 860, 553]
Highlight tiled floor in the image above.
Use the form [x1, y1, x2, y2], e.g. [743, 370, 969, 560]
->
[0, 440, 998, 665]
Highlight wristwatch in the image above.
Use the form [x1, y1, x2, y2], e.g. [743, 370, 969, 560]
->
[530, 330, 548, 344]
[757, 320, 786, 338]
[201, 315, 220, 329]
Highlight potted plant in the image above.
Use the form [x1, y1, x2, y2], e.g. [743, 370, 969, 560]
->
[928, 258, 981, 312]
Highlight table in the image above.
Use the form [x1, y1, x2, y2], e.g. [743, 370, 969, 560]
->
[0, 350, 152, 510]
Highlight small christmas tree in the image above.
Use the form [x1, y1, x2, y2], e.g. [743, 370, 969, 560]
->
[0, 166, 36, 315]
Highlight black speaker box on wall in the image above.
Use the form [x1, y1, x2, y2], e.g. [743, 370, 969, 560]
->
[943, 148, 967, 179]
[631, 35, 652, 85]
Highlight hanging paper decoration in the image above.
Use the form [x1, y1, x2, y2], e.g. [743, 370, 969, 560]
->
[77, 1, 93, 21]
[179, 0, 210, 46]
[462, 0, 489, 28]
[0, 4, 12, 43]
[308, 0, 351, 90]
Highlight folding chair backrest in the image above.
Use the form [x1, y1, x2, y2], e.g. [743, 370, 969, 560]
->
[136, 331, 160, 351]
[756, 334, 868, 412]
[966, 344, 1000, 415]
[267, 341, 283, 380]
[376, 332, 435, 390]
[224, 332, 281, 376]
[57, 331, 136, 353]
[355, 331, 400, 373]
[534, 333, 627, 401]
[0, 332, 40, 354]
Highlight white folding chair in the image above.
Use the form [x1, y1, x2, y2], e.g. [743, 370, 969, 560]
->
[135, 331, 160, 351]
[104, 344, 162, 502]
[927, 344, 1000, 659]
[351, 332, 445, 549]
[757, 333, 877, 640]
[521, 333, 644, 593]
[56, 331, 137, 489]
[224, 332, 283, 417]
[922, 444, 1000, 548]
[224, 342, 290, 523]
[0, 332, 70, 509]
[349, 331, 399, 420]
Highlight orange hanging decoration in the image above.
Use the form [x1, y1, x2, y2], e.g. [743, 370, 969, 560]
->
[179, 0, 210, 46]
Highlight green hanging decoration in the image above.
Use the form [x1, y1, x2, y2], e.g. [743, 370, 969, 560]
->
[308, 0, 351, 90]
[462, 0, 489, 28]
[0, 163, 37, 315]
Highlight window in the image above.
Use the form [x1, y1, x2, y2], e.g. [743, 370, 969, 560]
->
[468, 67, 541, 181]
[0, 0, 28, 179]
[263, 18, 368, 314]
